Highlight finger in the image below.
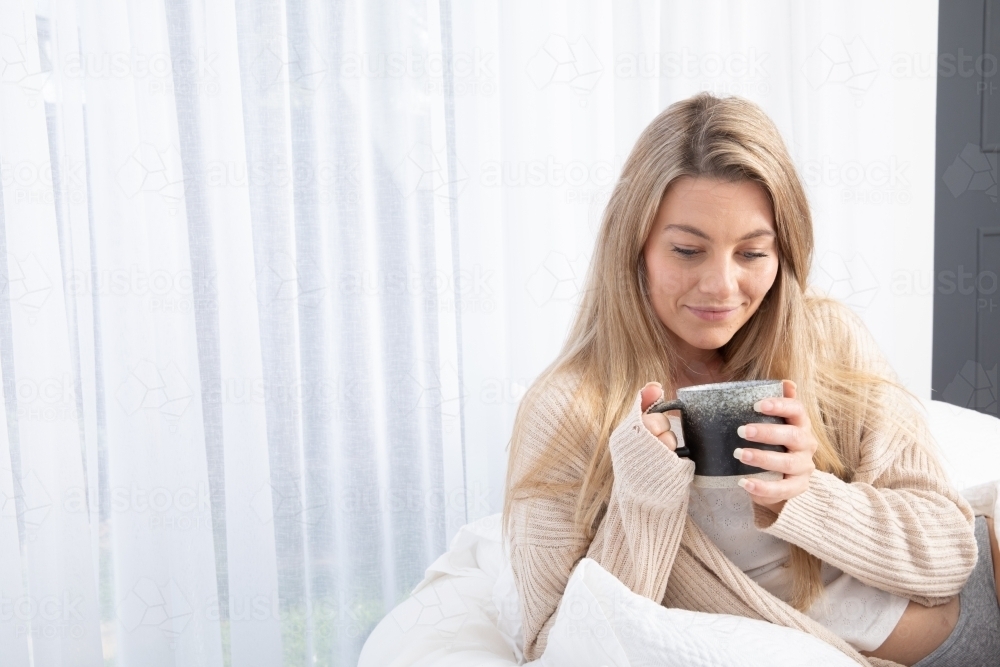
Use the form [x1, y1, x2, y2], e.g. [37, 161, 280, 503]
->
[750, 397, 806, 426]
[641, 413, 677, 451]
[782, 379, 797, 400]
[746, 489, 788, 508]
[737, 423, 811, 451]
[663, 430, 678, 452]
[642, 412, 672, 438]
[734, 447, 813, 475]
[739, 475, 807, 502]
[640, 382, 663, 413]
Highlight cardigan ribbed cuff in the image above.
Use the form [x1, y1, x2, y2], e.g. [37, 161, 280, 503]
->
[607, 391, 695, 504]
[752, 469, 836, 536]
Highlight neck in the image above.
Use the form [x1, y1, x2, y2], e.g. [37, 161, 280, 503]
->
[667, 332, 726, 388]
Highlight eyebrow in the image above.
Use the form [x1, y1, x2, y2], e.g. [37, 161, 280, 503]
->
[663, 224, 775, 242]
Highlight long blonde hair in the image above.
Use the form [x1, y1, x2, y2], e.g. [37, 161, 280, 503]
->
[502, 92, 908, 611]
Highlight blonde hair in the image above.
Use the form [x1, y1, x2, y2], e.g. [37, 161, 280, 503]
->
[502, 92, 909, 611]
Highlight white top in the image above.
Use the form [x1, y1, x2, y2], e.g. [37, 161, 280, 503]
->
[687, 484, 910, 651]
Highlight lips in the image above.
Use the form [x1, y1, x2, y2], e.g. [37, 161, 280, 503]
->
[685, 305, 740, 322]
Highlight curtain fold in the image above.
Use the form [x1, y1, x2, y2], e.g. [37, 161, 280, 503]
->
[0, 0, 939, 665]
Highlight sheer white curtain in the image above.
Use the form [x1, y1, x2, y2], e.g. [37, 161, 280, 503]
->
[0, 0, 936, 665]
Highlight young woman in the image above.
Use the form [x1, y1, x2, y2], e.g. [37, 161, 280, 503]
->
[502, 93, 1000, 667]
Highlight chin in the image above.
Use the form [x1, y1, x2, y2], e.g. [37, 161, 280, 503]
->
[679, 328, 735, 351]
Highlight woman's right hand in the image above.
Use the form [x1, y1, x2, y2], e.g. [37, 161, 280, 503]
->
[640, 382, 678, 451]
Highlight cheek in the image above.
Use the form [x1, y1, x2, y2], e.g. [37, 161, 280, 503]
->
[646, 256, 695, 297]
[745, 260, 779, 300]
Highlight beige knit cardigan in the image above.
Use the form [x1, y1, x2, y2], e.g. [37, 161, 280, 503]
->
[505, 300, 979, 667]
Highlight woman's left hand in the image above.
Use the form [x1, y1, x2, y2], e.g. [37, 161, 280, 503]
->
[735, 380, 818, 514]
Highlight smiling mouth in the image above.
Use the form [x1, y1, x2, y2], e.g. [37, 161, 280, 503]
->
[685, 305, 740, 321]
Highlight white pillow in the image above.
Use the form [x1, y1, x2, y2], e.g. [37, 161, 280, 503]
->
[529, 558, 857, 667]
[921, 399, 1000, 492]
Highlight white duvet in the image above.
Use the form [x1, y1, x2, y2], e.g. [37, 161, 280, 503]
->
[358, 513, 856, 667]
[358, 399, 1000, 667]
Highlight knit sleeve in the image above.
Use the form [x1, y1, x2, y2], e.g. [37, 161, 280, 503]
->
[752, 299, 978, 604]
[506, 379, 695, 661]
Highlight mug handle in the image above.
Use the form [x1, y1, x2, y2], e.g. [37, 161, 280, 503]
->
[645, 399, 690, 458]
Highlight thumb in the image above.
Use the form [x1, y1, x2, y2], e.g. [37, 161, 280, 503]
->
[640, 382, 663, 412]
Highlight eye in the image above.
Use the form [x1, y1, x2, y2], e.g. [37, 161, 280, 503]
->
[741, 251, 769, 260]
[671, 245, 701, 258]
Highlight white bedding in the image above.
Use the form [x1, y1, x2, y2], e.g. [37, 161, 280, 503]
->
[358, 399, 1000, 667]
[358, 514, 857, 667]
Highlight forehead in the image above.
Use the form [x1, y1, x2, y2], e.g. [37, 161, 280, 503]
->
[657, 176, 775, 233]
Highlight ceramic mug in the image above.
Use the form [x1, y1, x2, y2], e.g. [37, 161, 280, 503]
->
[646, 379, 787, 488]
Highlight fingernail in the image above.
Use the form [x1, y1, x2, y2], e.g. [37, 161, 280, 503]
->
[737, 425, 756, 438]
[737, 425, 746, 438]
[733, 448, 744, 460]
[753, 401, 763, 412]
[738, 478, 753, 492]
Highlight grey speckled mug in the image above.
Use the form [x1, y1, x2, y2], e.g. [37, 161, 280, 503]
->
[646, 379, 787, 488]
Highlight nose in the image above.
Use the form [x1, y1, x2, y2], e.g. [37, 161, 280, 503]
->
[697, 254, 739, 300]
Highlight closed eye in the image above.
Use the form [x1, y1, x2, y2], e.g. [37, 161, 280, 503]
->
[672, 246, 768, 259]
[671, 245, 700, 257]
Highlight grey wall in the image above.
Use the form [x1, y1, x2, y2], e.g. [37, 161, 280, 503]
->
[933, 0, 1000, 414]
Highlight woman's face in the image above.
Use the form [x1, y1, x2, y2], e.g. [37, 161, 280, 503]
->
[643, 176, 780, 358]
